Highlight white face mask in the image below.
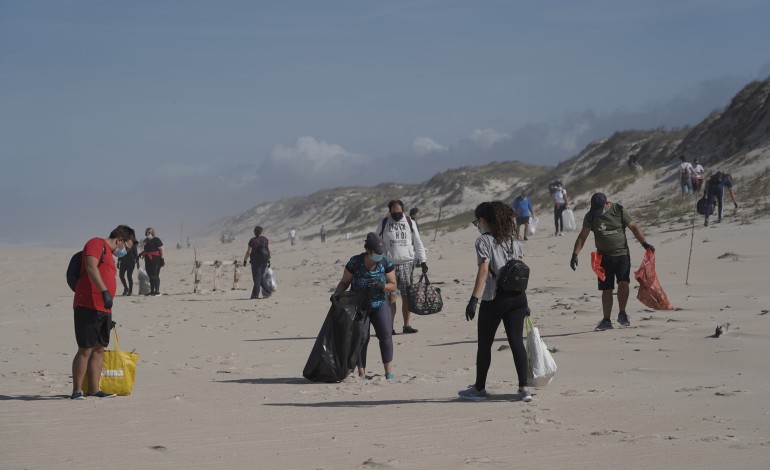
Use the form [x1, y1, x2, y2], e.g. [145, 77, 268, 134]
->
[114, 246, 127, 258]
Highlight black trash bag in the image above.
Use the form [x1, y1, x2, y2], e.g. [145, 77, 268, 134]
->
[303, 291, 368, 383]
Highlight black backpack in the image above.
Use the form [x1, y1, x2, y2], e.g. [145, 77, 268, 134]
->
[490, 238, 529, 294]
[253, 242, 270, 263]
[709, 171, 724, 186]
[66, 247, 106, 292]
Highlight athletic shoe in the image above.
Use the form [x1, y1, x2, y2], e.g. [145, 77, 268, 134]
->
[716, 218, 722, 223]
[515, 389, 533, 402]
[90, 390, 117, 398]
[391, 329, 397, 336]
[617, 311, 630, 327]
[595, 318, 613, 331]
[402, 325, 418, 334]
[458, 385, 487, 401]
[262, 292, 271, 299]
[704, 220, 708, 226]
[557, 232, 563, 237]
[523, 236, 528, 241]
[70, 391, 85, 400]
[385, 373, 394, 380]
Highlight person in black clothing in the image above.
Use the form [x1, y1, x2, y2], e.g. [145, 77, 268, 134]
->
[243, 225, 273, 299]
[704, 172, 738, 226]
[139, 227, 165, 296]
[117, 242, 140, 296]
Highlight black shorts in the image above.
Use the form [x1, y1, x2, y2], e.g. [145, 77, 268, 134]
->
[515, 216, 530, 225]
[598, 254, 631, 290]
[73, 306, 111, 348]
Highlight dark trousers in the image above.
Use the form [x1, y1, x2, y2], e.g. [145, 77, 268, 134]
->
[145, 258, 162, 294]
[358, 302, 393, 369]
[706, 186, 723, 221]
[554, 204, 567, 233]
[475, 292, 529, 389]
[250, 262, 272, 298]
[119, 263, 135, 293]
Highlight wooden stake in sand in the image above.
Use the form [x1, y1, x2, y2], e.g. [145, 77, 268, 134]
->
[433, 205, 442, 242]
[686, 216, 696, 285]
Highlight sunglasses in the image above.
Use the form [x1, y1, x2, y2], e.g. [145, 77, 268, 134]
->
[472, 219, 479, 227]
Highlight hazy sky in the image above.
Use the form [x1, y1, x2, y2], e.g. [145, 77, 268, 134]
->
[2, 0, 769, 245]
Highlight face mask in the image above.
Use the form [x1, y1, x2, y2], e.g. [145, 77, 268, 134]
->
[391, 212, 404, 221]
[114, 246, 127, 258]
[600, 208, 607, 216]
[370, 254, 384, 262]
[477, 224, 485, 235]
[145, 235, 153, 239]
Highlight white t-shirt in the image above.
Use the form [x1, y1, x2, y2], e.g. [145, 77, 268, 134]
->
[552, 187, 567, 204]
[475, 234, 524, 301]
[693, 164, 705, 180]
[679, 162, 693, 178]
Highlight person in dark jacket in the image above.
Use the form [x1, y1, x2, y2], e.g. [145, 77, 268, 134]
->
[243, 225, 273, 299]
[139, 227, 164, 296]
[117, 241, 140, 296]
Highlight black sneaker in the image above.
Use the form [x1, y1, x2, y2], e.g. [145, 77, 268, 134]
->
[595, 318, 613, 331]
[617, 311, 630, 327]
[402, 325, 418, 334]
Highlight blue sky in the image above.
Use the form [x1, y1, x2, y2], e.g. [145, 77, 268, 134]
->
[2, 0, 769, 244]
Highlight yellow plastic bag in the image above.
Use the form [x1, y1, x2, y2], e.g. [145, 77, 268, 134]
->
[83, 327, 139, 395]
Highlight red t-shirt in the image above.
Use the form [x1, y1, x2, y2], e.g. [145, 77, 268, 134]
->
[73, 238, 117, 313]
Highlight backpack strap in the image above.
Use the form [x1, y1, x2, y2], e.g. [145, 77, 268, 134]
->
[380, 216, 415, 237]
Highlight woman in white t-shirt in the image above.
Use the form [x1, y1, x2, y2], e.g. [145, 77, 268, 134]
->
[551, 181, 569, 236]
[692, 158, 705, 191]
[678, 156, 694, 196]
[459, 201, 532, 402]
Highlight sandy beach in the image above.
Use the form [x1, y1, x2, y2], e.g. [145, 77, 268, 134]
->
[2, 214, 769, 469]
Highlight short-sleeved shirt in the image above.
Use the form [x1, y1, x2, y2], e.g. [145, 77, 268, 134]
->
[722, 174, 733, 188]
[512, 196, 533, 217]
[693, 164, 705, 179]
[73, 238, 117, 313]
[248, 236, 270, 264]
[552, 187, 567, 204]
[582, 203, 633, 256]
[679, 162, 693, 178]
[475, 234, 524, 301]
[144, 237, 163, 253]
[345, 253, 395, 310]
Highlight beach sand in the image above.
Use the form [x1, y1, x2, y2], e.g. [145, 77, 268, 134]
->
[2, 214, 769, 469]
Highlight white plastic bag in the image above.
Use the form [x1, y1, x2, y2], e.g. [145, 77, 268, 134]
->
[137, 267, 151, 295]
[264, 267, 277, 292]
[525, 316, 557, 387]
[528, 216, 538, 236]
[563, 209, 577, 231]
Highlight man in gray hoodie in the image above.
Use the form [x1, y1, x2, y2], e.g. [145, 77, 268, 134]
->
[376, 199, 428, 334]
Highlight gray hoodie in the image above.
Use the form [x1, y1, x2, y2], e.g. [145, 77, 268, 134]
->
[375, 215, 427, 265]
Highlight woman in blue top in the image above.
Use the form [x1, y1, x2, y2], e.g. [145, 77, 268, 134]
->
[331, 232, 397, 379]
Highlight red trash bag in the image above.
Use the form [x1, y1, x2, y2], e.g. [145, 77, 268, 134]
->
[634, 249, 674, 310]
[591, 252, 606, 281]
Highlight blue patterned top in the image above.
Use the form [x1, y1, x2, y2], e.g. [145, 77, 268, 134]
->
[345, 253, 394, 309]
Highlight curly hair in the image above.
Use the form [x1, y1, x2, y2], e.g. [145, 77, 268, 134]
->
[474, 201, 517, 245]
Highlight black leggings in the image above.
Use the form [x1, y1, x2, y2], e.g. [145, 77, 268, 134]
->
[475, 292, 529, 389]
[706, 186, 723, 221]
[145, 258, 162, 294]
[119, 262, 135, 293]
[554, 204, 566, 233]
[358, 302, 393, 369]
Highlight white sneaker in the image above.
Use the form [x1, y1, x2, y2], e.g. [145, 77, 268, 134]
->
[516, 389, 532, 402]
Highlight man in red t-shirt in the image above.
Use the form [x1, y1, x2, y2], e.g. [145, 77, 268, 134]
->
[71, 225, 136, 400]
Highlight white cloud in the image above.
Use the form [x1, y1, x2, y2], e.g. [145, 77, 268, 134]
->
[266, 136, 369, 180]
[469, 128, 510, 150]
[411, 137, 448, 156]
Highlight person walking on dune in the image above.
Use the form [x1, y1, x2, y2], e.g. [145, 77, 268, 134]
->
[512, 190, 534, 241]
[550, 181, 569, 236]
[570, 193, 654, 331]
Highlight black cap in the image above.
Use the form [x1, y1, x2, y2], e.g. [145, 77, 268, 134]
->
[364, 232, 386, 255]
[590, 192, 607, 216]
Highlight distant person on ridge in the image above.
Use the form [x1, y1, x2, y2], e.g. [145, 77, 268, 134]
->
[512, 190, 534, 241]
[289, 227, 297, 246]
[677, 155, 694, 197]
[319, 225, 327, 243]
[570, 193, 654, 331]
[376, 199, 428, 335]
[692, 158, 705, 191]
[703, 171, 738, 226]
[550, 181, 569, 236]
[409, 207, 420, 230]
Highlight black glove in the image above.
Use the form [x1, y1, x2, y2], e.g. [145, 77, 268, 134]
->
[160, 258, 165, 267]
[642, 242, 655, 252]
[570, 254, 578, 271]
[465, 296, 478, 321]
[101, 290, 113, 310]
[243, 260, 247, 267]
[420, 262, 428, 274]
[330, 292, 340, 303]
[734, 202, 738, 209]
[369, 281, 385, 293]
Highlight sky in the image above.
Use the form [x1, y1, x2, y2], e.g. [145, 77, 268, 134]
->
[2, 0, 770, 245]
